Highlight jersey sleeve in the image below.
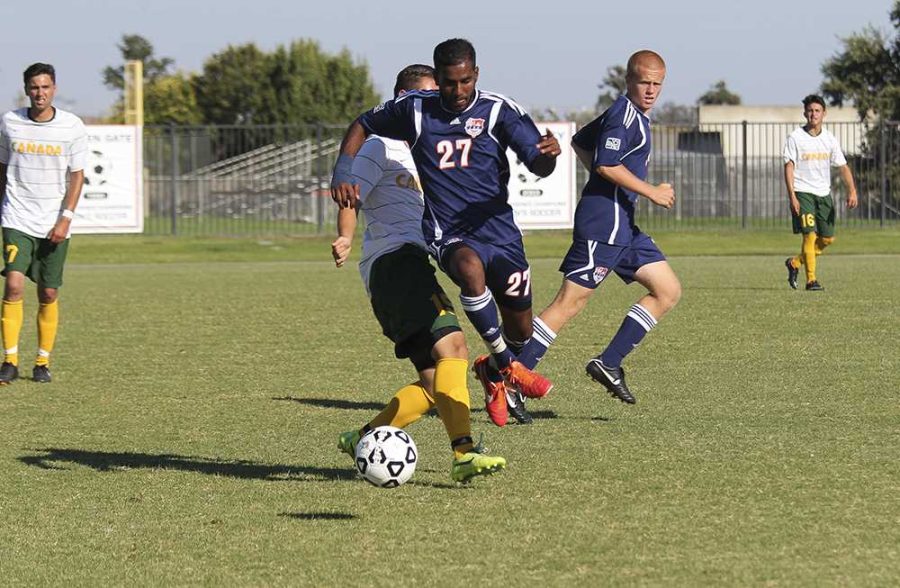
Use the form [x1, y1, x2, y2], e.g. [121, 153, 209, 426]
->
[496, 102, 542, 170]
[358, 97, 416, 145]
[0, 118, 9, 166]
[351, 138, 388, 203]
[69, 120, 88, 172]
[830, 136, 847, 167]
[572, 117, 601, 152]
[783, 135, 798, 164]
[593, 108, 630, 168]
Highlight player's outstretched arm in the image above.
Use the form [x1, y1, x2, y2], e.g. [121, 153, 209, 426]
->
[331, 120, 368, 209]
[599, 164, 674, 209]
[530, 130, 561, 177]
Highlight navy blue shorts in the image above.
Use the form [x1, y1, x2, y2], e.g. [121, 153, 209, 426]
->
[559, 232, 666, 289]
[429, 236, 532, 310]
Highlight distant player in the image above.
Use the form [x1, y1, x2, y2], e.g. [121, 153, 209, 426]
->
[0, 63, 86, 385]
[783, 94, 858, 291]
[511, 50, 682, 405]
[332, 39, 561, 427]
[331, 64, 505, 483]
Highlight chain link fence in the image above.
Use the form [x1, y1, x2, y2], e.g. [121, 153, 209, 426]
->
[144, 121, 899, 236]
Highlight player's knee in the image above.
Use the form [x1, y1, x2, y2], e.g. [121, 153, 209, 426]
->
[38, 288, 58, 304]
[818, 236, 835, 247]
[657, 278, 682, 312]
[432, 329, 467, 360]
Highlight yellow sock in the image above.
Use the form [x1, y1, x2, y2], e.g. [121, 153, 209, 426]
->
[815, 236, 834, 256]
[36, 300, 59, 367]
[433, 358, 474, 458]
[1, 299, 24, 366]
[789, 256, 801, 270]
[368, 382, 435, 431]
[802, 232, 817, 283]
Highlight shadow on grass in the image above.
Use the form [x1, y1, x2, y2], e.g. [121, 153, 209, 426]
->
[273, 396, 386, 411]
[18, 448, 356, 482]
[470, 407, 558, 421]
[279, 512, 356, 520]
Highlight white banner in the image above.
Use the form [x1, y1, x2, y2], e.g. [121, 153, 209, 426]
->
[507, 121, 576, 230]
[72, 125, 143, 234]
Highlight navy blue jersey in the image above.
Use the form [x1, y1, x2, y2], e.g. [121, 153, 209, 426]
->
[358, 89, 544, 245]
[571, 96, 651, 245]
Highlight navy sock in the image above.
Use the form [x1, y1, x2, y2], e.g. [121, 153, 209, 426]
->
[516, 317, 557, 370]
[600, 304, 657, 368]
[459, 291, 514, 368]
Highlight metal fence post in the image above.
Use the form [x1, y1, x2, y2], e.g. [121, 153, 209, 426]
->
[316, 123, 325, 234]
[741, 120, 748, 229]
[880, 119, 887, 228]
[169, 124, 179, 236]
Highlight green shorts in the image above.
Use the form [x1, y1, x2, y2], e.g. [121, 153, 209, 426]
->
[2, 227, 70, 288]
[792, 192, 835, 237]
[368, 244, 460, 360]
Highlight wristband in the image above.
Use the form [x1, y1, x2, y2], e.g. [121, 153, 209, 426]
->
[331, 153, 354, 187]
[60, 209, 75, 220]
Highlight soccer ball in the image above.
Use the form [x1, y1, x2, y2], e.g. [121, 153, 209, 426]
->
[354, 426, 418, 488]
[83, 149, 112, 189]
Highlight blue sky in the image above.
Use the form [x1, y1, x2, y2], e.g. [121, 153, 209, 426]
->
[0, 0, 892, 117]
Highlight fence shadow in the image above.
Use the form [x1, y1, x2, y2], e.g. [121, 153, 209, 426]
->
[18, 447, 355, 482]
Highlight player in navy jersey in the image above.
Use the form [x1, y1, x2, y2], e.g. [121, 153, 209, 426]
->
[332, 38, 561, 427]
[513, 50, 682, 404]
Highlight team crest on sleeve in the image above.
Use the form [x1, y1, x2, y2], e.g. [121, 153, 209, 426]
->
[465, 118, 485, 138]
[604, 137, 621, 151]
[593, 266, 609, 284]
[373, 101, 387, 113]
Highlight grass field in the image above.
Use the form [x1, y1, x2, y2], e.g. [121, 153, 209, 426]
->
[1, 230, 898, 585]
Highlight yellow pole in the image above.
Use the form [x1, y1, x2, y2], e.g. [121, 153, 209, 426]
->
[123, 60, 144, 126]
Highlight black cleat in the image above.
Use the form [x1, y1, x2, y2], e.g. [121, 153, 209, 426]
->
[785, 258, 799, 290]
[505, 388, 533, 424]
[805, 280, 824, 291]
[0, 361, 19, 385]
[586, 358, 636, 404]
[32, 365, 52, 383]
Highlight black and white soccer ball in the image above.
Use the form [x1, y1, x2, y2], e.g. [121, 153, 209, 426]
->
[354, 426, 418, 488]
[84, 149, 112, 187]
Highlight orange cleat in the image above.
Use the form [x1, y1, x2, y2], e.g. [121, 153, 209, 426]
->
[473, 355, 508, 427]
[501, 361, 553, 399]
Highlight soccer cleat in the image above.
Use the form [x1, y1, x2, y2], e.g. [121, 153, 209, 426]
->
[586, 358, 636, 404]
[473, 355, 508, 427]
[505, 388, 533, 424]
[785, 258, 799, 290]
[337, 430, 361, 458]
[500, 360, 553, 399]
[806, 280, 824, 291]
[32, 365, 52, 383]
[451, 452, 507, 483]
[0, 362, 19, 385]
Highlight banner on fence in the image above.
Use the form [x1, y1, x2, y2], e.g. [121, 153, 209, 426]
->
[72, 125, 143, 234]
[507, 121, 577, 230]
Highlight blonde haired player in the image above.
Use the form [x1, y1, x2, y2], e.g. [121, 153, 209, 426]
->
[783, 94, 858, 291]
[0, 63, 86, 384]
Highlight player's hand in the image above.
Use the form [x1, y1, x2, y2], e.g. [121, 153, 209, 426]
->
[847, 191, 858, 210]
[536, 130, 561, 158]
[47, 219, 69, 244]
[789, 195, 801, 216]
[331, 236, 352, 267]
[648, 182, 675, 209]
[331, 181, 360, 209]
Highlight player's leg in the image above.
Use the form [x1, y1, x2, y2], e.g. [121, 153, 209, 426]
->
[786, 192, 817, 289]
[588, 235, 677, 404]
[517, 238, 616, 371]
[442, 242, 517, 370]
[32, 237, 69, 383]
[1, 229, 37, 384]
[806, 195, 836, 291]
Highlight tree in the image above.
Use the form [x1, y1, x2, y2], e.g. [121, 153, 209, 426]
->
[697, 80, 741, 105]
[595, 65, 626, 113]
[820, 2, 900, 121]
[194, 43, 273, 124]
[143, 73, 202, 125]
[102, 34, 175, 92]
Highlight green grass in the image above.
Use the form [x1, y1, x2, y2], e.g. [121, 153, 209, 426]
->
[1, 232, 898, 585]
